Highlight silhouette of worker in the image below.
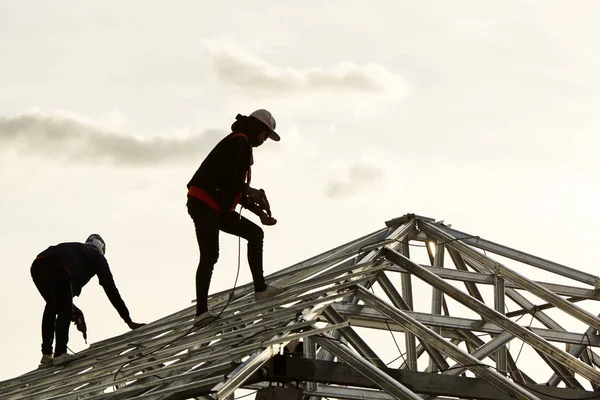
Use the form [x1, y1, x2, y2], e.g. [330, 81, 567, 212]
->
[30, 234, 145, 367]
[187, 109, 285, 323]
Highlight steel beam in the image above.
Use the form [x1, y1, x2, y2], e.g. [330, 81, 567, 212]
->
[329, 303, 600, 347]
[382, 247, 600, 385]
[494, 275, 508, 373]
[313, 335, 422, 400]
[444, 331, 513, 376]
[548, 323, 600, 386]
[432, 224, 600, 288]
[382, 262, 600, 299]
[323, 306, 386, 368]
[355, 286, 541, 400]
[398, 240, 418, 371]
[422, 221, 600, 332]
[429, 241, 445, 372]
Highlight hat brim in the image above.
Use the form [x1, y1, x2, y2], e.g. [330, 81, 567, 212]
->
[268, 131, 281, 142]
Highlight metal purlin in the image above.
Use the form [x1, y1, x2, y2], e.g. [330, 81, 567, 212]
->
[2, 213, 600, 400]
[421, 220, 600, 387]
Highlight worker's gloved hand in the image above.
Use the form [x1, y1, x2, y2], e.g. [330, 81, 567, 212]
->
[246, 188, 272, 216]
[128, 321, 146, 330]
[71, 305, 84, 319]
[246, 187, 262, 203]
[259, 211, 277, 226]
[74, 317, 87, 334]
[257, 189, 272, 217]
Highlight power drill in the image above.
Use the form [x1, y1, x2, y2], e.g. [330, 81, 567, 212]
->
[258, 189, 272, 217]
[72, 308, 88, 344]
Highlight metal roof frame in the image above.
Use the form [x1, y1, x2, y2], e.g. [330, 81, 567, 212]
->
[2, 213, 599, 399]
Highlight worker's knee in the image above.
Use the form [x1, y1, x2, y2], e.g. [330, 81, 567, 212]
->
[200, 248, 219, 265]
[249, 226, 264, 242]
[56, 302, 72, 316]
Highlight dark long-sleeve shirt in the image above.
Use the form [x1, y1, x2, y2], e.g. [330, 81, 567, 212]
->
[187, 132, 252, 212]
[37, 242, 133, 324]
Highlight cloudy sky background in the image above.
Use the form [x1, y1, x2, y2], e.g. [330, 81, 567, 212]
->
[1, 0, 600, 386]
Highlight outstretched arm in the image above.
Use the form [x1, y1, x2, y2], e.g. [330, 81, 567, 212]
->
[102, 284, 146, 329]
[96, 259, 145, 329]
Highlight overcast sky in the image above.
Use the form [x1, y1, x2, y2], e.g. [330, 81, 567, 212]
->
[1, 0, 599, 385]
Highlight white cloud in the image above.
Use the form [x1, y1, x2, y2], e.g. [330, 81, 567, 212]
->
[99, 108, 128, 131]
[325, 162, 384, 198]
[0, 111, 222, 166]
[203, 39, 408, 98]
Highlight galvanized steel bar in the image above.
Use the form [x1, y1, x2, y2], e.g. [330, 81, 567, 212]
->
[382, 247, 600, 385]
[397, 240, 418, 371]
[429, 241, 445, 372]
[444, 331, 513, 376]
[422, 221, 600, 332]
[355, 286, 541, 400]
[330, 302, 600, 347]
[306, 385, 395, 400]
[548, 322, 600, 386]
[494, 275, 508, 373]
[312, 335, 422, 400]
[383, 262, 600, 300]
[213, 322, 350, 399]
[323, 306, 386, 368]
[433, 224, 600, 288]
[303, 337, 319, 400]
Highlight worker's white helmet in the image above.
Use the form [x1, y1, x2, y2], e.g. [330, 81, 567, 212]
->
[85, 234, 106, 255]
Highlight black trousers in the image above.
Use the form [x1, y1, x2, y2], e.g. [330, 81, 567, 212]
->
[30, 257, 73, 356]
[187, 196, 267, 316]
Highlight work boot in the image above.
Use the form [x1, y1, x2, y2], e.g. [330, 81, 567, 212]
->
[53, 353, 85, 366]
[254, 284, 285, 301]
[38, 354, 53, 368]
[193, 311, 219, 326]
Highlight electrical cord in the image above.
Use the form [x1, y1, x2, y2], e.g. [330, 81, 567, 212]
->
[384, 319, 408, 367]
[583, 332, 597, 370]
[364, 286, 407, 366]
[318, 335, 600, 400]
[347, 246, 600, 396]
[513, 309, 537, 366]
[110, 207, 246, 387]
[366, 285, 409, 367]
[102, 214, 600, 398]
[326, 232, 600, 399]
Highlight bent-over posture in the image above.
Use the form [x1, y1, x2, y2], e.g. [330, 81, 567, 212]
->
[31, 234, 144, 367]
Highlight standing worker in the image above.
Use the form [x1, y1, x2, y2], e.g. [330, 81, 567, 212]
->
[30, 234, 145, 367]
[187, 109, 285, 323]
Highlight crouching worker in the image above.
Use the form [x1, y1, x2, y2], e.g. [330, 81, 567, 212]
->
[187, 109, 285, 323]
[30, 234, 145, 367]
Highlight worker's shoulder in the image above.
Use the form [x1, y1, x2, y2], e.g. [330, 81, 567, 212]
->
[60, 242, 107, 262]
[219, 132, 249, 146]
[60, 241, 86, 248]
[43, 241, 84, 253]
[82, 245, 108, 262]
